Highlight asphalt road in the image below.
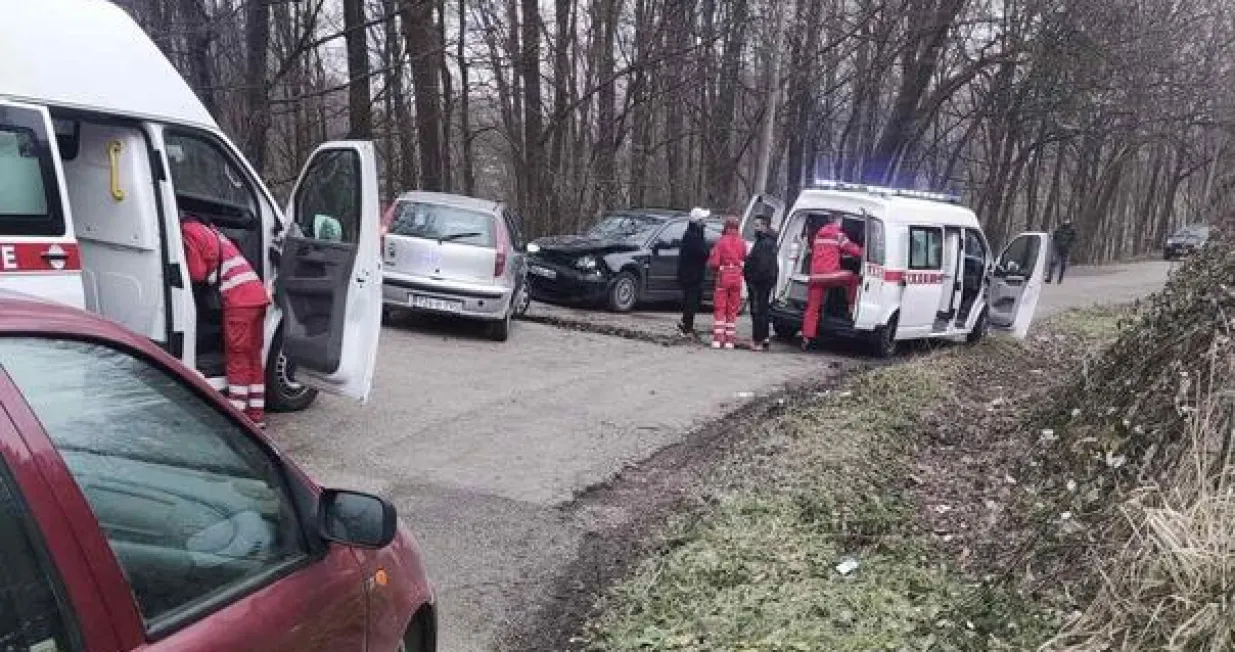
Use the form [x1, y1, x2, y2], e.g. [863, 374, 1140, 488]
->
[270, 259, 1171, 651]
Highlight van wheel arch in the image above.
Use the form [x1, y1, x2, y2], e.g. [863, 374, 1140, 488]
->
[870, 311, 899, 358]
[266, 325, 319, 413]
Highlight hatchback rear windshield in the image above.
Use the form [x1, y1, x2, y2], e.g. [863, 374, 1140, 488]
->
[389, 201, 495, 247]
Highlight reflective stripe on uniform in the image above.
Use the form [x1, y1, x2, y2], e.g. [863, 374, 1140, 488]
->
[219, 270, 260, 293]
[220, 256, 248, 275]
[248, 384, 265, 393]
[250, 398, 265, 408]
[228, 385, 250, 396]
[229, 399, 246, 410]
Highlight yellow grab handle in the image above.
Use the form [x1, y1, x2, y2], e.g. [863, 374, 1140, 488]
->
[108, 140, 125, 201]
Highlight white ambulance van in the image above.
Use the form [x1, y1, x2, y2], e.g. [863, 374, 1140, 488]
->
[0, 0, 383, 410]
[743, 181, 1048, 356]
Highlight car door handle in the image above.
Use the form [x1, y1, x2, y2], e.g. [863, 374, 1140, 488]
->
[40, 250, 69, 262]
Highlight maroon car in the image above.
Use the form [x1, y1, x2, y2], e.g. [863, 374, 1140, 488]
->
[0, 292, 435, 651]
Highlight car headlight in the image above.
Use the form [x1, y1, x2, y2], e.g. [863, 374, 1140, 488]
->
[575, 255, 598, 271]
[527, 242, 541, 254]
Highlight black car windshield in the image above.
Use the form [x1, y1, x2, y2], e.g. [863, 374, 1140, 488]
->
[587, 213, 665, 243]
[389, 201, 495, 247]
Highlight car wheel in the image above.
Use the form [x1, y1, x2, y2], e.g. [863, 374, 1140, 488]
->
[870, 313, 899, 358]
[772, 319, 797, 341]
[487, 309, 513, 342]
[513, 283, 532, 319]
[966, 308, 988, 345]
[608, 271, 639, 312]
[266, 332, 319, 412]
[397, 610, 435, 652]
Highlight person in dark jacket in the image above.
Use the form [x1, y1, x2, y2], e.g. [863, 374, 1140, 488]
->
[677, 208, 711, 336]
[744, 217, 778, 351]
[1048, 219, 1077, 284]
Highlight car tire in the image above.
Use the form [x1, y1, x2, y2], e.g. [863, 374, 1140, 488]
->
[513, 282, 531, 319]
[397, 609, 435, 652]
[870, 313, 899, 358]
[608, 271, 639, 312]
[266, 331, 319, 413]
[772, 319, 797, 341]
[487, 309, 512, 342]
[965, 308, 988, 345]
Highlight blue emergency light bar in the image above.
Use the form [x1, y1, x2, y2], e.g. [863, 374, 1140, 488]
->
[808, 179, 962, 204]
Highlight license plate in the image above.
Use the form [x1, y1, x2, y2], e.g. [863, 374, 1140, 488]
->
[410, 294, 463, 313]
[529, 265, 557, 279]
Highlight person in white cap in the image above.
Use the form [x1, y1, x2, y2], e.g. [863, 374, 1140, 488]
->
[676, 208, 711, 336]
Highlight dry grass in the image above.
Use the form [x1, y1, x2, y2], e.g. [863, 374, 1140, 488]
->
[1046, 342, 1235, 651]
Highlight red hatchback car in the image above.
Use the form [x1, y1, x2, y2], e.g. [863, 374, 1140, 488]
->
[0, 293, 435, 651]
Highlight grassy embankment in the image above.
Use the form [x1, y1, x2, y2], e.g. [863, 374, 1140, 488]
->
[584, 238, 1235, 651]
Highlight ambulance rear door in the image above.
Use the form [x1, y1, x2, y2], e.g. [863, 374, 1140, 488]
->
[988, 232, 1049, 339]
[0, 100, 84, 308]
[277, 141, 383, 402]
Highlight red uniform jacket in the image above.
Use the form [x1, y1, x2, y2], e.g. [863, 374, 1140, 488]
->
[809, 222, 862, 276]
[707, 232, 747, 272]
[182, 220, 270, 309]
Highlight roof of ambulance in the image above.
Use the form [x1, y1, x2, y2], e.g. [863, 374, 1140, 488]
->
[0, 0, 218, 130]
[793, 188, 981, 229]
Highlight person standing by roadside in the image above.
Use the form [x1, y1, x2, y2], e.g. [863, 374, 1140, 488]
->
[677, 208, 711, 337]
[707, 216, 747, 349]
[801, 213, 862, 351]
[1048, 219, 1077, 284]
[181, 215, 270, 428]
[744, 216, 778, 351]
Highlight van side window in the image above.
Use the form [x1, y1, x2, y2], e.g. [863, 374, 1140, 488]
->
[0, 106, 66, 236]
[165, 133, 258, 220]
[866, 219, 886, 265]
[294, 150, 360, 244]
[908, 226, 942, 270]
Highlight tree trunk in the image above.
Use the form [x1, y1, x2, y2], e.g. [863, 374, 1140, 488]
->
[343, 0, 371, 139]
[705, 0, 749, 207]
[593, 0, 620, 214]
[402, 0, 444, 190]
[243, 0, 271, 172]
[181, 0, 218, 117]
[458, 0, 475, 195]
[521, 0, 544, 215]
[438, 0, 453, 191]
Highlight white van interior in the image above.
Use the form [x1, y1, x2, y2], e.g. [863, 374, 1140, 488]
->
[54, 117, 170, 344]
[776, 210, 867, 325]
[50, 112, 265, 382]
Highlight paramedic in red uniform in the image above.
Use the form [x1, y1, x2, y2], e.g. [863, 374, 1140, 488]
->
[181, 216, 270, 427]
[801, 213, 863, 350]
[707, 216, 747, 349]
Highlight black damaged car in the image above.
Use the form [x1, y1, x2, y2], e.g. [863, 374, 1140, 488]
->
[526, 209, 726, 312]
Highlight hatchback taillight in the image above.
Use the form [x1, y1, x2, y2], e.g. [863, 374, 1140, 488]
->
[494, 218, 510, 277]
[495, 248, 507, 277]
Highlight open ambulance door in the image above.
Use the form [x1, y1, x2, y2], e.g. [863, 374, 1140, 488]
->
[277, 141, 382, 402]
[739, 194, 786, 243]
[987, 232, 1049, 339]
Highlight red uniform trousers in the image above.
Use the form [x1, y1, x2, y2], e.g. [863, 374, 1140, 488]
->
[801, 270, 860, 340]
[711, 266, 744, 347]
[223, 305, 267, 425]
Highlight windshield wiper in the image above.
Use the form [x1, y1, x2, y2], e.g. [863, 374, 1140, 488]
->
[438, 231, 483, 242]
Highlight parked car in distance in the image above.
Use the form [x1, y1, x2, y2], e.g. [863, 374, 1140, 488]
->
[381, 192, 530, 341]
[526, 209, 733, 312]
[1164, 224, 1209, 260]
[0, 291, 435, 651]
